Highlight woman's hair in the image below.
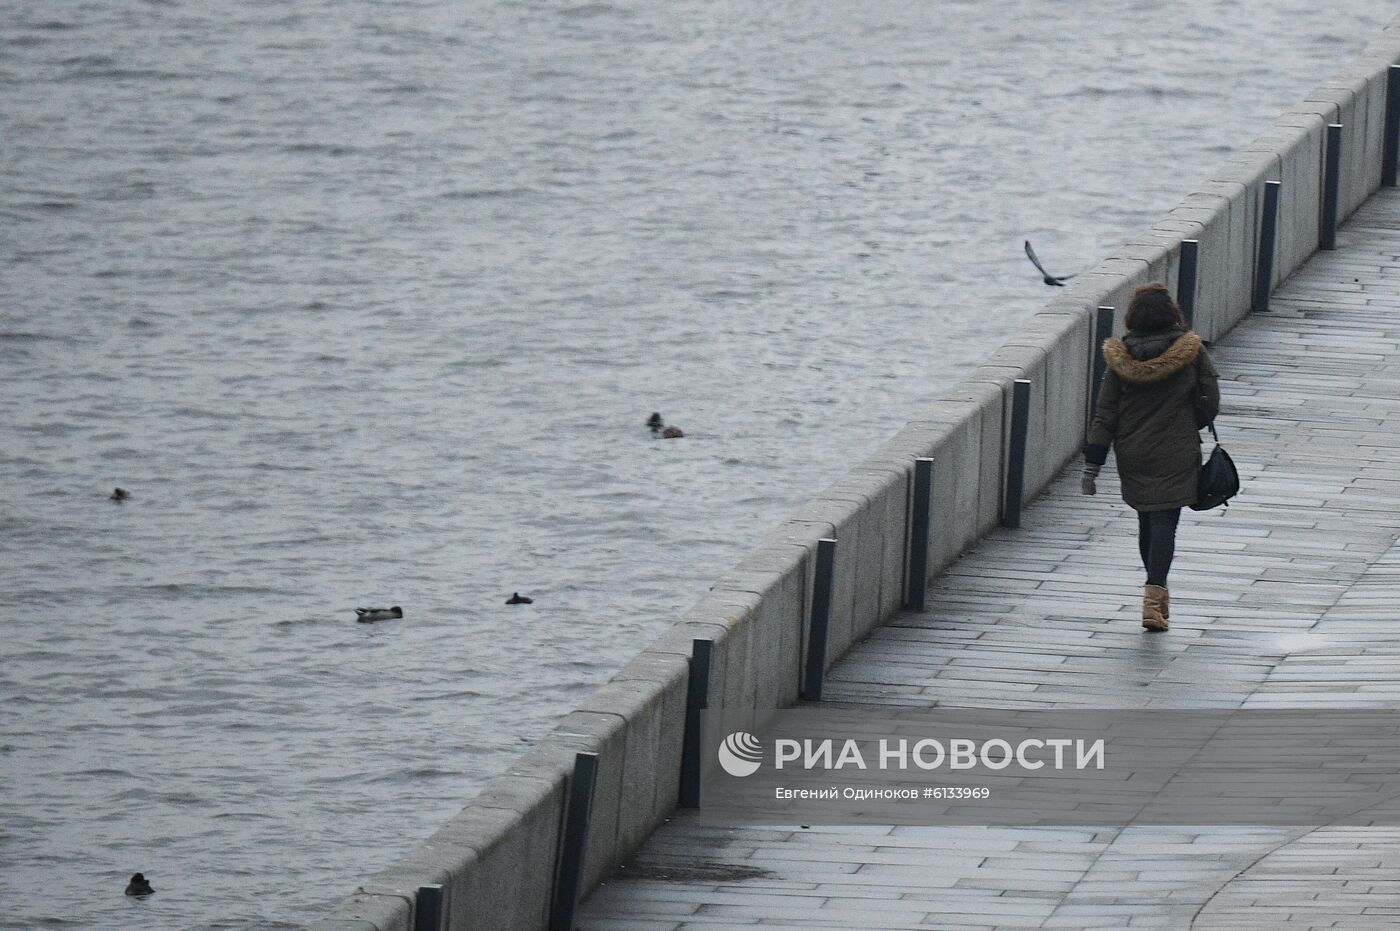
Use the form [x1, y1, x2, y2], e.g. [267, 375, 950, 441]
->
[1125, 283, 1187, 333]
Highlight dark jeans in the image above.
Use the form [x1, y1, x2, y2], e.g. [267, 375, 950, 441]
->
[1136, 507, 1181, 588]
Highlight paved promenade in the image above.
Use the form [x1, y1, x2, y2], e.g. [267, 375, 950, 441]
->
[576, 189, 1400, 930]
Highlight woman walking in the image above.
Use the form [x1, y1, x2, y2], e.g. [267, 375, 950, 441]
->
[1081, 283, 1219, 631]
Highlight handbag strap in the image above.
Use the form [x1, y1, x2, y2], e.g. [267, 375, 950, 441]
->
[1207, 422, 1218, 442]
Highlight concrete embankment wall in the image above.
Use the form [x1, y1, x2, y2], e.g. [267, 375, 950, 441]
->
[310, 17, 1400, 931]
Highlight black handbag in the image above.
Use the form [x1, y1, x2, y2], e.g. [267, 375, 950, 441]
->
[1192, 423, 1239, 511]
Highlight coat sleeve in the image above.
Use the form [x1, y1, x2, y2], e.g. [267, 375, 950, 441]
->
[1196, 347, 1220, 423]
[1084, 369, 1120, 465]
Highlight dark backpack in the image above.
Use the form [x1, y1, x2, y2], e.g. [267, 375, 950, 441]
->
[1191, 423, 1239, 511]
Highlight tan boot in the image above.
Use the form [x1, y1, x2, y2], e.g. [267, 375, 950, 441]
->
[1142, 584, 1169, 631]
[1161, 587, 1170, 620]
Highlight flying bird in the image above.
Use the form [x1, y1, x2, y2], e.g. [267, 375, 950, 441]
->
[1024, 241, 1077, 286]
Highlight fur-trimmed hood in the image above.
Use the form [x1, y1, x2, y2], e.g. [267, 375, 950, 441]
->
[1103, 330, 1203, 384]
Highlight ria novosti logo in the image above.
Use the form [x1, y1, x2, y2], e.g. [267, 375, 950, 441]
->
[717, 732, 764, 777]
[716, 732, 1106, 778]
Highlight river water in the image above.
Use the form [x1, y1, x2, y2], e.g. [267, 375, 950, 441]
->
[1, 1, 1388, 927]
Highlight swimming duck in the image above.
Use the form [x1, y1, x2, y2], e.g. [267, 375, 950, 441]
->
[355, 606, 403, 622]
[506, 592, 533, 605]
[646, 412, 664, 433]
[661, 426, 684, 439]
[111, 488, 129, 501]
[125, 873, 154, 897]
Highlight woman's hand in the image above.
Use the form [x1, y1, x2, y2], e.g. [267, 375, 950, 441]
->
[1081, 463, 1101, 496]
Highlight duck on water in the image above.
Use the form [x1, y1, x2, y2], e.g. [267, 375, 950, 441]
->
[355, 606, 403, 622]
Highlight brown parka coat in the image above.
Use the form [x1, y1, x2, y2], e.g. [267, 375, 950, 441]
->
[1085, 328, 1220, 511]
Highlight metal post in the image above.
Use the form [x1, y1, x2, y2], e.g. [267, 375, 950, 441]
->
[1385, 66, 1400, 187]
[1253, 180, 1281, 313]
[1002, 379, 1032, 529]
[414, 885, 445, 931]
[1091, 305, 1113, 412]
[905, 459, 934, 612]
[802, 539, 836, 701]
[548, 752, 599, 931]
[1321, 123, 1342, 251]
[1177, 239, 1198, 327]
[678, 639, 711, 809]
